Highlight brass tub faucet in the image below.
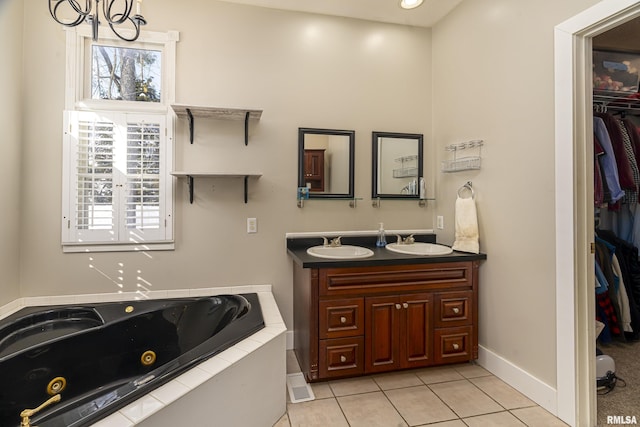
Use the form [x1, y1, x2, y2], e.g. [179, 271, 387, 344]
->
[20, 394, 61, 427]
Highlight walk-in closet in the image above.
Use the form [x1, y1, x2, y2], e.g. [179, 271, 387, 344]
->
[592, 17, 640, 424]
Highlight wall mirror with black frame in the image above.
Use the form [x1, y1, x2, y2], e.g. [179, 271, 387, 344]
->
[372, 131, 424, 200]
[298, 128, 355, 199]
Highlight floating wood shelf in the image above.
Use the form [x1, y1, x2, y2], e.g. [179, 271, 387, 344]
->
[171, 104, 263, 145]
[171, 172, 262, 204]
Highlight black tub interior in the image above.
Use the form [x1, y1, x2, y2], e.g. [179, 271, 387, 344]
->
[0, 293, 264, 427]
[0, 308, 104, 358]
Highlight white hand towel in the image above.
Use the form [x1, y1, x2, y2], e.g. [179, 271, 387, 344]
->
[452, 196, 479, 254]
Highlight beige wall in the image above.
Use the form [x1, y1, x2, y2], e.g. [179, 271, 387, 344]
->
[18, 1, 432, 329]
[432, 0, 598, 388]
[8, 0, 608, 403]
[0, 0, 23, 306]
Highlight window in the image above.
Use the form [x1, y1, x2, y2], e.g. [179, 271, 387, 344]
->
[90, 45, 162, 102]
[62, 28, 178, 252]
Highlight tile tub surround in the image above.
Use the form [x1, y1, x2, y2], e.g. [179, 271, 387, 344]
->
[0, 285, 287, 427]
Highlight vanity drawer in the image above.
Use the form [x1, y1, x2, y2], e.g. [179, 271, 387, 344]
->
[319, 298, 364, 339]
[319, 262, 472, 296]
[434, 326, 473, 364]
[434, 291, 473, 328]
[319, 337, 364, 378]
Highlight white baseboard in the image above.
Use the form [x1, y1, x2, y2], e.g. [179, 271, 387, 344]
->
[478, 345, 558, 416]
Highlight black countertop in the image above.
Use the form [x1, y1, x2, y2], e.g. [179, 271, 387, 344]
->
[287, 234, 487, 269]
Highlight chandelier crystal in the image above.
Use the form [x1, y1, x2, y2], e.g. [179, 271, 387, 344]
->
[48, 0, 147, 42]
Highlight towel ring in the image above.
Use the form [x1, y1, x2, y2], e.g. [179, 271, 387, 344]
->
[457, 181, 474, 199]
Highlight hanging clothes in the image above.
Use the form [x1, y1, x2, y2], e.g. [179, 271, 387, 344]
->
[621, 118, 640, 178]
[617, 118, 640, 205]
[595, 134, 605, 206]
[595, 112, 636, 192]
[612, 254, 633, 333]
[595, 239, 624, 340]
[597, 229, 640, 340]
[592, 107, 640, 342]
[594, 116, 625, 204]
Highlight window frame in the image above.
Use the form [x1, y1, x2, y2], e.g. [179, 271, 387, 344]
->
[62, 27, 179, 253]
[65, 27, 179, 112]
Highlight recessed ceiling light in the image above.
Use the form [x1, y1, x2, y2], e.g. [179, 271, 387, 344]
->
[400, 0, 424, 10]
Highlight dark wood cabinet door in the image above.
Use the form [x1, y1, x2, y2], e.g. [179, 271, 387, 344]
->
[365, 293, 433, 373]
[401, 293, 433, 368]
[365, 295, 400, 373]
[303, 149, 325, 191]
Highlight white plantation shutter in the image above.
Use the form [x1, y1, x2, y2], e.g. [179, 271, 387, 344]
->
[62, 111, 172, 249]
[123, 115, 165, 242]
[65, 111, 118, 243]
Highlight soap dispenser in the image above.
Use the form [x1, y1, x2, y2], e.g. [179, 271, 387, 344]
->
[376, 223, 387, 247]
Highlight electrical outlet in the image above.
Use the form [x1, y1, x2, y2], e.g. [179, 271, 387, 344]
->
[436, 216, 444, 229]
[247, 218, 258, 233]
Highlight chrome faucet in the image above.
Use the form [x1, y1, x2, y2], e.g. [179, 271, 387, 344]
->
[322, 236, 342, 247]
[21, 394, 61, 427]
[395, 234, 415, 245]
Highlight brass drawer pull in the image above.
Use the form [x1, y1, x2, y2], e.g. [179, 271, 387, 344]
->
[340, 316, 347, 324]
[452, 307, 460, 314]
[452, 343, 460, 350]
[340, 355, 347, 363]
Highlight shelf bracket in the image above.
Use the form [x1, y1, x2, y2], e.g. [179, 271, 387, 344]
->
[244, 111, 250, 146]
[186, 108, 194, 144]
[244, 175, 249, 203]
[187, 175, 194, 204]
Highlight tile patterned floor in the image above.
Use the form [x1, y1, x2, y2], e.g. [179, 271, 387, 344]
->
[274, 351, 568, 427]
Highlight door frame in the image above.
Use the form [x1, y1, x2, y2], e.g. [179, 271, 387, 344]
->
[554, 1, 640, 425]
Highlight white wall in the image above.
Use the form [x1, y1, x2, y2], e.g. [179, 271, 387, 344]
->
[432, 0, 598, 390]
[18, 1, 432, 330]
[0, 0, 23, 306]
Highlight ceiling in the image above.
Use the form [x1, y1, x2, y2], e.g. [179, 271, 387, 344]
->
[217, 0, 464, 28]
[593, 16, 640, 52]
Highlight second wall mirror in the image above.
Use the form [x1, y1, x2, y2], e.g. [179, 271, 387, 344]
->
[298, 128, 355, 199]
[372, 131, 424, 199]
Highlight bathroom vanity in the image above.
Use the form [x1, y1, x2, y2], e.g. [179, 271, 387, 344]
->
[287, 234, 486, 382]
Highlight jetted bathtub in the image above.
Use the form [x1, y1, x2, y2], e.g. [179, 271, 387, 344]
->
[0, 293, 264, 427]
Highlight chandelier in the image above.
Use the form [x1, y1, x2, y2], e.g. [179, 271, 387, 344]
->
[48, 0, 147, 42]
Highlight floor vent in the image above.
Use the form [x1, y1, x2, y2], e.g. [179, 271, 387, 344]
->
[287, 372, 315, 403]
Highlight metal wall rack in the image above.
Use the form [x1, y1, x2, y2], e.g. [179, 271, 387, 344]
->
[441, 139, 484, 173]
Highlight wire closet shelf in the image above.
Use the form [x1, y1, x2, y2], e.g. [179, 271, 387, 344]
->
[593, 90, 640, 115]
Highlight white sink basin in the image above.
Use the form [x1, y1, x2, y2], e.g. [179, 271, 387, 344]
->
[306, 245, 374, 259]
[385, 242, 453, 256]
